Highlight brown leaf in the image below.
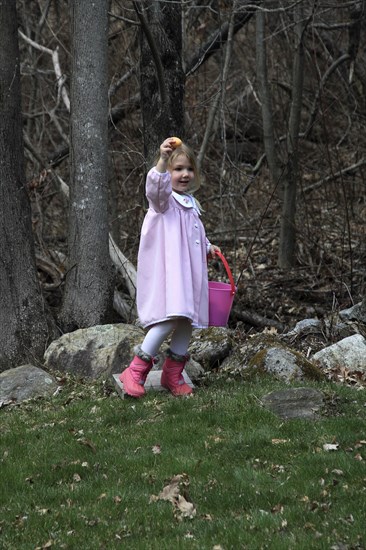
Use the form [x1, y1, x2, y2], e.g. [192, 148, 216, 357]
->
[175, 494, 196, 519]
[157, 480, 180, 502]
[271, 503, 284, 514]
[150, 473, 196, 519]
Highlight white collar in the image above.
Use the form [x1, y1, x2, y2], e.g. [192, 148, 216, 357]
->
[172, 191, 200, 214]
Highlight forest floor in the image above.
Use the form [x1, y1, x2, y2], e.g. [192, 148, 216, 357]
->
[36, 153, 365, 351]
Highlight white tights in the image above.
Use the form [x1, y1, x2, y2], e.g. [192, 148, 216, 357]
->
[140, 318, 193, 357]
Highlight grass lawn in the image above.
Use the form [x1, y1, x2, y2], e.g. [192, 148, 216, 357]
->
[1, 373, 365, 549]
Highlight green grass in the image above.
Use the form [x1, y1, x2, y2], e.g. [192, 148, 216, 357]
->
[1, 375, 365, 550]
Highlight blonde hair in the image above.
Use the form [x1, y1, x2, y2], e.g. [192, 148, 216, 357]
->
[166, 143, 201, 193]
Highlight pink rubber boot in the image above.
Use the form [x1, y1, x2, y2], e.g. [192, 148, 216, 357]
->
[119, 347, 153, 398]
[161, 349, 193, 396]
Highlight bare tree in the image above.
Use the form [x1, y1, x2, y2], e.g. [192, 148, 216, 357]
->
[278, 1, 305, 268]
[256, 2, 305, 268]
[0, 0, 56, 371]
[135, 0, 185, 166]
[255, 5, 282, 187]
[59, 0, 113, 330]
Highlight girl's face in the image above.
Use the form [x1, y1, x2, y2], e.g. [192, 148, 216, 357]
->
[169, 154, 195, 194]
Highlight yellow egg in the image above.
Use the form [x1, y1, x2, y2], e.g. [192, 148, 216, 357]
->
[171, 137, 182, 149]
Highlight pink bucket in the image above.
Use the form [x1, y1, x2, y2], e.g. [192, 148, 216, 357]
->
[208, 251, 236, 327]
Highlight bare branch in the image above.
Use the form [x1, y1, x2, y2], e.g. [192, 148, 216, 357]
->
[18, 30, 70, 112]
[303, 53, 351, 139]
[186, 6, 256, 76]
[303, 158, 366, 194]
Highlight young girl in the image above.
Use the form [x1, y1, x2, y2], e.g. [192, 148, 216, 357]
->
[120, 137, 220, 397]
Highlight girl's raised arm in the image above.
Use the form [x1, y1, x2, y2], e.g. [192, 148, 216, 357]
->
[155, 138, 176, 172]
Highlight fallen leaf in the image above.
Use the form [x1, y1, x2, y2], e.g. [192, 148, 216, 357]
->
[323, 443, 339, 452]
[271, 438, 289, 445]
[150, 473, 196, 520]
[152, 445, 161, 455]
[263, 326, 277, 334]
[271, 503, 284, 514]
[157, 480, 180, 502]
[73, 473, 81, 483]
[175, 494, 196, 519]
[36, 508, 50, 516]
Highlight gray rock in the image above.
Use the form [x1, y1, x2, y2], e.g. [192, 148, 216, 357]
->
[313, 334, 366, 372]
[0, 365, 58, 405]
[286, 318, 322, 336]
[264, 348, 304, 380]
[220, 333, 322, 383]
[44, 324, 145, 379]
[339, 302, 366, 323]
[185, 357, 205, 381]
[188, 327, 233, 369]
[262, 387, 324, 420]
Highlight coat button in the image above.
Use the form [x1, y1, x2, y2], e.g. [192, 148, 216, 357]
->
[194, 223, 198, 229]
[195, 239, 200, 244]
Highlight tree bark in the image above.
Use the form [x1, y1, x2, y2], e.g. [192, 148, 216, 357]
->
[278, 2, 305, 268]
[137, 0, 185, 167]
[0, 0, 56, 371]
[59, 0, 113, 331]
[255, 6, 281, 186]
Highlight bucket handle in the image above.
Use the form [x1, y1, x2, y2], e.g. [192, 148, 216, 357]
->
[214, 250, 236, 296]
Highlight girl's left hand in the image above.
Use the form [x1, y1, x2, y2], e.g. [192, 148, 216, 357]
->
[208, 245, 221, 259]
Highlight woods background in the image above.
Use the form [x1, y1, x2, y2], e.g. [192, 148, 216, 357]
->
[0, 0, 365, 370]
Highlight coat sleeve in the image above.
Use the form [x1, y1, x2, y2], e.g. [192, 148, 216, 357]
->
[146, 168, 172, 213]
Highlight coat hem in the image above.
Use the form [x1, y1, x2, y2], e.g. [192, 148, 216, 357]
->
[141, 314, 208, 330]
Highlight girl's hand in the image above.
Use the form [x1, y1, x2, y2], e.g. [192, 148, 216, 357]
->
[208, 244, 221, 259]
[159, 138, 175, 161]
[156, 138, 175, 173]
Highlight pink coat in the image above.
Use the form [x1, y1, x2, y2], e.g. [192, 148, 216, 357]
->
[136, 168, 210, 329]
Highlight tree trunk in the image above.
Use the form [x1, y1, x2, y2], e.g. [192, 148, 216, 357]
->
[255, 7, 281, 186]
[137, 0, 185, 167]
[59, 0, 113, 331]
[0, 0, 56, 371]
[278, 3, 305, 268]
